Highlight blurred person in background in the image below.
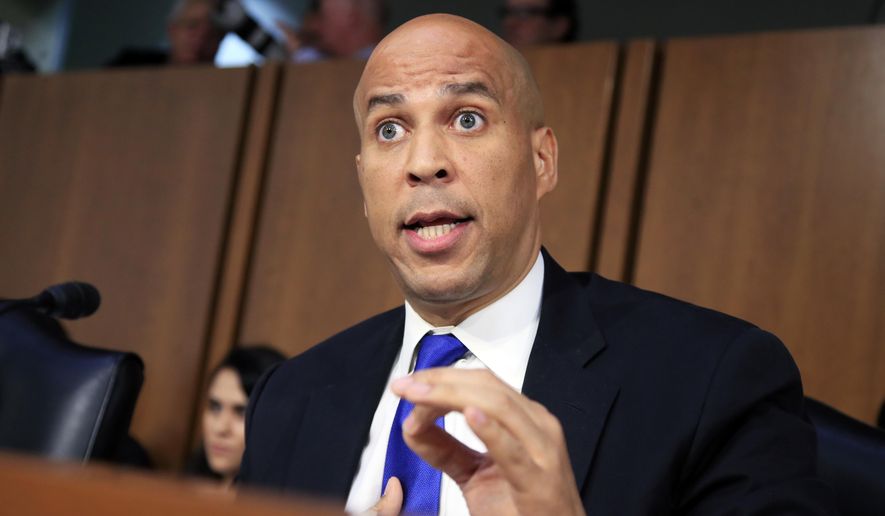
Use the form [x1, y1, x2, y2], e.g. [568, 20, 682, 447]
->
[166, 0, 225, 64]
[108, 0, 223, 68]
[280, 0, 386, 62]
[500, 0, 578, 47]
[186, 345, 285, 487]
[0, 20, 36, 73]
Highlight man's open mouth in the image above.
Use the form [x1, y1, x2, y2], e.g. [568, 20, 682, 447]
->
[403, 214, 473, 240]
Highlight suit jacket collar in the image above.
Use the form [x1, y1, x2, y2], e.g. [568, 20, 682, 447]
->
[522, 249, 619, 491]
[284, 309, 405, 499]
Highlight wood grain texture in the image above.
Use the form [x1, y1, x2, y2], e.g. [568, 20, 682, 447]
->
[524, 43, 618, 272]
[237, 59, 398, 357]
[596, 40, 658, 280]
[0, 452, 341, 515]
[0, 66, 253, 468]
[190, 64, 284, 451]
[633, 27, 885, 423]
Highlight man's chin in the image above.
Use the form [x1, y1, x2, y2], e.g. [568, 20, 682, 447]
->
[407, 284, 476, 305]
[401, 272, 484, 307]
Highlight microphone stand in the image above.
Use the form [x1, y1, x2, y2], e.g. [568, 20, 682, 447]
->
[0, 298, 37, 317]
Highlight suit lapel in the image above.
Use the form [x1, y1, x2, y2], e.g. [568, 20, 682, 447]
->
[284, 310, 405, 499]
[522, 252, 620, 492]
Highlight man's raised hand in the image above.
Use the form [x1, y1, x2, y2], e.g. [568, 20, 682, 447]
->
[391, 368, 586, 516]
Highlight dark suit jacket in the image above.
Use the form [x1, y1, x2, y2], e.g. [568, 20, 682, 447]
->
[239, 252, 835, 514]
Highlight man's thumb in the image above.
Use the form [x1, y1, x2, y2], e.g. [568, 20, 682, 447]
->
[371, 477, 403, 516]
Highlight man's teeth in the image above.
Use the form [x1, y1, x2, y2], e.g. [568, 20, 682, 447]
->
[415, 222, 458, 240]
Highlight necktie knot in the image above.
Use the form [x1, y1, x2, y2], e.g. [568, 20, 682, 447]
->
[414, 333, 468, 371]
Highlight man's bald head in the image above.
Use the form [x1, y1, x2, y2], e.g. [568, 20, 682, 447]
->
[351, 13, 559, 326]
[353, 14, 544, 134]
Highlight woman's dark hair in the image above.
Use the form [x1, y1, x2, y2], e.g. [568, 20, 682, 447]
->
[214, 345, 286, 397]
[185, 344, 286, 479]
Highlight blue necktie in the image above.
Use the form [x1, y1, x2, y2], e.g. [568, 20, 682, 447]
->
[383, 333, 468, 515]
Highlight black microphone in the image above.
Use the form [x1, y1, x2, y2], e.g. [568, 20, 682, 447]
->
[0, 281, 101, 319]
[214, 0, 289, 60]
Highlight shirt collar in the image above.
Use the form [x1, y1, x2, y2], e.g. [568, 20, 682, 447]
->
[402, 252, 545, 389]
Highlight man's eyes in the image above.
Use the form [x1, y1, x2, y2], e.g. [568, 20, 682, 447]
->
[454, 111, 485, 132]
[374, 111, 486, 142]
[377, 121, 405, 142]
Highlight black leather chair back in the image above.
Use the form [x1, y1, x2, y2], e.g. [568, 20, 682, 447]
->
[806, 397, 885, 516]
[0, 309, 144, 462]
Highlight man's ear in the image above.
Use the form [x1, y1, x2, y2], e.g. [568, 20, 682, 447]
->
[355, 154, 364, 182]
[355, 154, 368, 218]
[532, 127, 559, 200]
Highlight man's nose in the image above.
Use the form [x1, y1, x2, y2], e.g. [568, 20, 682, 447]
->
[405, 129, 454, 186]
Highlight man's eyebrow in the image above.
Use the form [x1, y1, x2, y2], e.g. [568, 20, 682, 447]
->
[366, 93, 405, 113]
[364, 82, 499, 114]
[441, 81, 500, 104]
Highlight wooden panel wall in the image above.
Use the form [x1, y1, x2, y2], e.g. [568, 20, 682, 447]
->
[596, 40, 658, 280]
[199, 64, 283, 401]
[237, 44, 619, 358]
[236, 58, 391, 356]
[525, 43, 618, 272]
[631, 27, 885, 423]
[0, 66, 255, 468]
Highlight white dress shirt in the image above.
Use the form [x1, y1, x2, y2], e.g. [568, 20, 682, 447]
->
[345, 252, 545, 516]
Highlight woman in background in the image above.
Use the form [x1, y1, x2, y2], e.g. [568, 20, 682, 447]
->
[187, 345, 285, 487]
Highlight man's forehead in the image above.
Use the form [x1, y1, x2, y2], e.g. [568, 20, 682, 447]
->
[353, 14, 543, 128]
[363, 80, 501, 116]
[358, 49, 510, 109]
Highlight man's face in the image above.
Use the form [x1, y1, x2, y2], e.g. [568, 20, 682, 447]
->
[501, 0, 567, 47]
[353, 17, 557, 323]
[168, 2, 222, 64]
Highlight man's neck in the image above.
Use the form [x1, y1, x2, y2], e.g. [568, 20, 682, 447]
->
[408, 250, 543, 327]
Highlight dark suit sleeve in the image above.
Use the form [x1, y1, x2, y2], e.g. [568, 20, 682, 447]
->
[236, 362, 281, 486]
[678, 327, 837, 515]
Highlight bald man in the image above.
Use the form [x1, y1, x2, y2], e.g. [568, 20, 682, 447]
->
[239, 14, 834, 515]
